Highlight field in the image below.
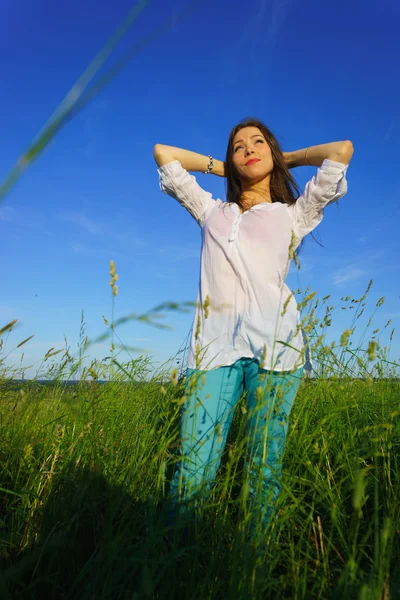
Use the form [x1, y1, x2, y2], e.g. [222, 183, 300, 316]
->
[1, 275, 400, 599]
[0, 364, 399, 599]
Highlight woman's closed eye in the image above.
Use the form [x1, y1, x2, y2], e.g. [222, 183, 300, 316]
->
[234, 139, 264, 152]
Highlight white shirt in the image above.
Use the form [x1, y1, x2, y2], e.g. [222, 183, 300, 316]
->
[158, 159, 349, 372]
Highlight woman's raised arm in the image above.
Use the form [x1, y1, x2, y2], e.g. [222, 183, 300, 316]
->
[153, 144, 226, 177]
[283, 141, 354, 168]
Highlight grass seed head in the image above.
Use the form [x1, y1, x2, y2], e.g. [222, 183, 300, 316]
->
[367, 340, 377, 361]
[281, 291, 294, 317]
[89, 367, 99, 380]
[0, 319, 18, 336]
[170, 368, 178, 385]
[260, 344, 267, 368]
[109, 260, 119, 293]
[203, 295, 210, 319]
[195, 315, 201, 340]
[16, 335, 35, 348]
[340, 329, 352, 347]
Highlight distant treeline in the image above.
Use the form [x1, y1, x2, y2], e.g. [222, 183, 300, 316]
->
[1, 377, 399, 393]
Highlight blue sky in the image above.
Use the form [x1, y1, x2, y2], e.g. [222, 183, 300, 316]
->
[1, 0, 399, 380]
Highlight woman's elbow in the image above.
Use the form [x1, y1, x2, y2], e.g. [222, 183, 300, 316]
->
[340, 140, 354, 164]
[330, 140, 354, 165]
[153, 143, 163, 158]
[153, 144, 175, 167]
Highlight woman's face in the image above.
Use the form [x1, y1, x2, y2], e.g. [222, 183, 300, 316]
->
[231, 126, 274, 183]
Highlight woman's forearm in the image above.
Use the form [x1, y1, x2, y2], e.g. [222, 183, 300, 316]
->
[283, 140, 354, 168]
[153, 144, 225, 177]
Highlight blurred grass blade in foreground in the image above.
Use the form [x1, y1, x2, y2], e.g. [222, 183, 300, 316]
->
[0, 0, 202, 202]
[0, 0, 151, 202]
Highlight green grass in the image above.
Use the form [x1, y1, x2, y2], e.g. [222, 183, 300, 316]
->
[0, 362, 399, 599]
[1, 277, 400, 599]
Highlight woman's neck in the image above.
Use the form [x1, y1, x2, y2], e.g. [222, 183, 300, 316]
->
[240, 175, 272, 210]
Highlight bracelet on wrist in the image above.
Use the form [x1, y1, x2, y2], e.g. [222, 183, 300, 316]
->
[204, 155, 214, 174]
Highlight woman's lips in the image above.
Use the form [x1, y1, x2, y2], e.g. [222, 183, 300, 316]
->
[245, 158, 261, 166]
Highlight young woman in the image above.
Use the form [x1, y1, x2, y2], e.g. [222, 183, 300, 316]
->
[154, 118, 353, 539]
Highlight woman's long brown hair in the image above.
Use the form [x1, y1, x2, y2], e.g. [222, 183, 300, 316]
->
[225, 117, 300, 206]
[224, 117, 322, 257]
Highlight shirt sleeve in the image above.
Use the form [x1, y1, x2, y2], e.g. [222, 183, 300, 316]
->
[157, 160, 217, 227]
[288, 158, 349, 244]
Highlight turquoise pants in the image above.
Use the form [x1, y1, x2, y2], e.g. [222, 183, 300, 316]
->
[168, 357, 303, 535]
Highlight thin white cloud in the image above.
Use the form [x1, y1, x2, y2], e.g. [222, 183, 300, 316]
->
[70, 242, 126, 259]
[0, 309, 19, 328]
[158, 244, 200, 261]
[80, 100, 110, 156]
[234, 0, 289, 55]
[153, 266, 179, 280]
[114, 230, 150, 251]
[297, 260, 314, 274]
[264, 0, 291, 50]
[332, 266, 366, 286]
[381, 311, 400, 319]
[71, 243, 88, 255]
[383, 118, 396, 142]
[219, 0, 291, 84]
[0, 204, 55, 236]
[287, 256, 315, 276]
[61, 211, 103, 234]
